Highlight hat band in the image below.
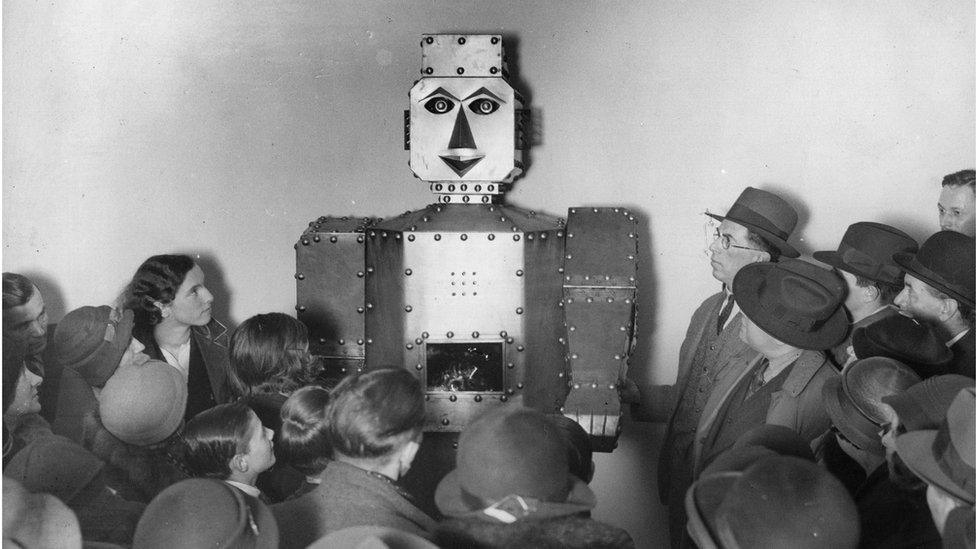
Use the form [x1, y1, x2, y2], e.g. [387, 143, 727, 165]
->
[760, 300, 828, 333]
[933, 423, 976, 500]
[840, 247, 900, 282]
[725, 204, 789, 241]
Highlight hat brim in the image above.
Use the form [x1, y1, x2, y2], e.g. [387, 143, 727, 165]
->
[706, 212, 800, 258]
[734, 263, 849, 350]
[822, 377, 883, 455]
[895, 430, 975, 505]
[812, 251, 892, 284]
[434, 469, 596, 519]
[685, 472, 738, 549]
[893, 252, 975, 308]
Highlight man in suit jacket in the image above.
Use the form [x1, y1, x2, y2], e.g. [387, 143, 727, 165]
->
[812, 222, 918, 367]
[893, 231, 975, 378]
[651, 187, 802, 549]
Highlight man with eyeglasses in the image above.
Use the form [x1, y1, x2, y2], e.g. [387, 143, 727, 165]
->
[654, 187, 801, 549]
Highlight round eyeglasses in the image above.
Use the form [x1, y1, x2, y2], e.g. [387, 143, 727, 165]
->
[713, 229, 762, 252]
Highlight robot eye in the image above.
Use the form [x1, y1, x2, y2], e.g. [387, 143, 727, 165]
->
[424, 97, 455, 114]
[468, 98, 500, 115]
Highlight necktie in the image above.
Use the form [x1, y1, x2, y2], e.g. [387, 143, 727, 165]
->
[716, 294, 735, 335]
[746, 357, 770, 399]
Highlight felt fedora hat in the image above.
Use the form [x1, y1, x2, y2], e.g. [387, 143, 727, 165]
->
[882, 374, 975, 432]
[813, 222, 917, 285]
[851, 314, 953, 378]
[685, 471, 738, 549]
[713, 456, 859, 549]
[822, 357, 921, 455]
[706, 187, 800, 258]
[893, 230, 975, 308]
[434, 406, 596, 520]
[50, 306, 135, 388]
[733, 259, 848, 350]
[896, 387, 975, 505]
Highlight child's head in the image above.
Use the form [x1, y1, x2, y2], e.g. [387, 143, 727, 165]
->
[279, 386, 332, 477]
[182, 402, 275, 484]
[227, 313, 316, 399]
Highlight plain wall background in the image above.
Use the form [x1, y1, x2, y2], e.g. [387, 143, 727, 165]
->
[4, 2, 973, 545]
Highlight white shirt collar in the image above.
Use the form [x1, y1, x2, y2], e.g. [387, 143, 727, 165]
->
[224, 480, 262, 498]
[946, 328, 971, 348]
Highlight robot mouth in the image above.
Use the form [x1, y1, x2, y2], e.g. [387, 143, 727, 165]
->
[439, 153, 484, 177]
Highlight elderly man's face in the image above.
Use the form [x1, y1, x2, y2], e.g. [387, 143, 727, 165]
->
[938, 185, 976, 237]
[709, 220, 766, 288]
[3, 287, 47, 341]
[893, 274, 946, 325]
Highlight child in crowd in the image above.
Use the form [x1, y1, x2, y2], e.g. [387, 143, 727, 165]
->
[181, 402, 277, 502]
[278, 386, 332, 499]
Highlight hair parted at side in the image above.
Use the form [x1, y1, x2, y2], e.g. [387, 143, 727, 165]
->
[181, 402, 254, 480]
[855, 274, 903, 304]
[325, 367, 425, 460]
[279, 386, 332, 476]
[2, 273, 36, 310]
[123, 255, 196, 329]
[942, 169, 975, 190]
[227, 313, 316, 399]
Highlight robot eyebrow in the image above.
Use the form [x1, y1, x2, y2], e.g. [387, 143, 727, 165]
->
[419, 87, 460, 101]
[463, 87, 506, 103]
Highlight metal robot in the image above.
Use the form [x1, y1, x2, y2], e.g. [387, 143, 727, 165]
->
[295, 34, 637, 451]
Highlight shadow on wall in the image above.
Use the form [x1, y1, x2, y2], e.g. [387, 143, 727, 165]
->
[191, 253, 235, 330]
[20, 271, 68, 324]
[758, 181, 813, 257]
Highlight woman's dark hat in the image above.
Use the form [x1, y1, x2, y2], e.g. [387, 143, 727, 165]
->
[893, 230, 975, 308]
[813, 222, 917, 285]
[434, 406, 596, 520]
[733, 259, 848, 350]
[706, 187, 800, 258]
[851, 314, 953, 378]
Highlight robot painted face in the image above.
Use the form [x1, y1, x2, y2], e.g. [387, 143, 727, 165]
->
[409, 76, 519, 183]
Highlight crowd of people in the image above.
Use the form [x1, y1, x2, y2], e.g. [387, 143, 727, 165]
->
[1, 169, 974, 548]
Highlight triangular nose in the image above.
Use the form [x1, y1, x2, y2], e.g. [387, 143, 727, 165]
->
[448, 106, 477, 150]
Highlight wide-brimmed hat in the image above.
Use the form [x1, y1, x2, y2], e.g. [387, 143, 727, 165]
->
[434, 407, 596, 520]
[706, 187, 800, 258]
[823, 357, 921, 455]
[896, 387, 975, 505]
[133, 478, 279, 548]
[50, 306, 135, 388]
[733, 259, 848, 350]
[99, 358, 187, 446]
[701, 456, 859, 549]
[308, 526, 438, 549]
[813, 222, 917, 285]
[685, 471, 737, 549]
[851, 314, 953, 378]
[3, 477, 82, 549]
[882, 374, 975, 432]
[893, 231, 975, 308]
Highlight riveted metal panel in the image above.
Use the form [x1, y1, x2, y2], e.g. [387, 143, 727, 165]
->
[363, 229, 406, 371]
[563, 287, 636, 385]
[563, 207, 638, 287]
[522, 228, 569, 413]
[296, 217, 373, 380]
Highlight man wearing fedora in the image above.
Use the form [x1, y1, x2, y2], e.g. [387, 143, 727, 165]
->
[893, 230, 976, 379]
[695, 258, 846, 472]
[655, 186, 801, 548]
[813, 222, 918, 367]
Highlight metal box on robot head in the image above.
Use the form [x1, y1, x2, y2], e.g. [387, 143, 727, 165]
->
[295, 216, 374, 381]
[365, 203, 569, 431]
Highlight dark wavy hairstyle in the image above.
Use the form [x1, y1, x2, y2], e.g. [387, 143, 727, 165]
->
[123, 255, 196, 329]
[181, 402, 254, 480]
[326, 368, 425, 461]
[278, 386, 332, 476]
[2, 273, 36, 310]
[228, 313, 315, 399]
[2, 335, 28, 414]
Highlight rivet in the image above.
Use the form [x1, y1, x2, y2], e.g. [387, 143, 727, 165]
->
[329, 235, 338, 243]
[527, 233, 534, 240]
[472, 331, 479, 338]
[415, 338, 423, 345]
[609, 384, 616, 390]
[506, 337, 514, 344]
[625, 299, 632, 304]
[435, 183, 443, 191]
[584, 275, 590, 281]
[313, 235, 321, 242]
[629, 276, 636, 282]
[366, 338, 373, 344]
[591, 382, 598, 388]
[460, 234, 468, 241]
[607, 297, 614, 303]
[395, 233, 402, 240]
[507, 362, 515, 369]
[620, 326, 627, 331]
[517, 345, 525, 352]
[474, 394, 483, 402]
[513, 235, 520, 241]
[357, 236, 364, 243]
[441, 418, 450, 425]
[568, 233, 574, 239]
[367, 267, 374, 273]
[488, 233, 495, 241]
[515, 307, 524, 314]
[569, 326, 576, 332]
[426, 36, 434, 44]
[566, 298, 574, 304]
[574, 383, 581, 389]
[446, 331, 454, 338]
[593, 208, 599, 213]
[366, 303, 373, 309]
[405, 305, 413, 312]
[500, 216, 507, 222]
[566, 254, 573, 260]
[369, 231, 376, 238]
[614, 354, 622, 360]
[416, 363, 423, 370]
[570, 208, 577, 214]
[558, 337, 566, 344]
[558, 267, 565, 274]
[540, 233, 548, 240]
[627, 254, 635, 260]
[422, 332, 429, 339]
[357, 339, 364, 345]
[435, 205, 443, 213]
[500, 395, 509, 402]
[357, 307, 364, 313]
[586, 297, 594, 303]
[301, 239, 310, 245]
[297, 305, 306, 312]
[490, 66, 498, 74]
[449, 394, 458, 402]
[628, 233, 636, 238]
[408, 234, 415, 242]
[425, 67, 433, 75]
[406, 343, 414, 350]
[357, 271, 365, 278]
[506, 388, 515, 395]
[295, 273, 305, 280]
[423, 216, 430, 222]
[499, 331, 508, 338]
[558, 372, 564, 378]
[557, 231, 564, 238]
[517, 382, 524, 389]
[571, 353, 579, 359]
[381, 232, 388, 238]
[516, 269, 524, 276]
[405, 268, 413, 276]
[435, 234, 442, 241]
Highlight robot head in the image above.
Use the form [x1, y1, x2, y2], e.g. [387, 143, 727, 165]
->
[407, 35, 526, 199]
